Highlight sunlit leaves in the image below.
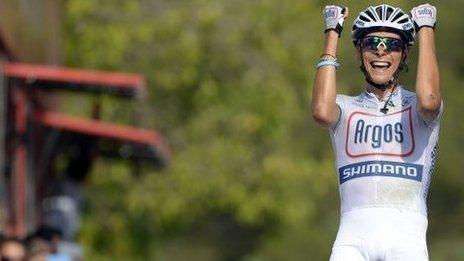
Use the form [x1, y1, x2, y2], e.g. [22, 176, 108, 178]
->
[63, 0, 464, 260]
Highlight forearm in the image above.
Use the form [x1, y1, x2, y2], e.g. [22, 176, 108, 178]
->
[312, 31, 340, 128]
[415, 28, 441, 117]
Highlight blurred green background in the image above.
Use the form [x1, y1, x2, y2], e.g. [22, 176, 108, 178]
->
[3, 0, 464, 260]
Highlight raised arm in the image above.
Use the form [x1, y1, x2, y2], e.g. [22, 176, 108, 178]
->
[312, 31, 340, 128]
[312, 6, 348, 128]
[411, 4, 441, 122]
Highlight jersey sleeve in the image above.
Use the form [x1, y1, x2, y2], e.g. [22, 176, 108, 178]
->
[331, 95, 348, 134]
[416, 100, 444, 128]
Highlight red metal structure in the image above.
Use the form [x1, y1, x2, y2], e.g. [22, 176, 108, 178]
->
[1, 55, 170, 237]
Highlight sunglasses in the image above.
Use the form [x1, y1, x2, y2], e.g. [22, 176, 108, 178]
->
[360, 36, 404, 52]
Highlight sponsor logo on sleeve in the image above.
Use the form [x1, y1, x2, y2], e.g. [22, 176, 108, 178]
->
[339, 160, 423, 184]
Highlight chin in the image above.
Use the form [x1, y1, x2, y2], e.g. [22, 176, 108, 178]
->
[371, 76, 392, 85]
[368, 71, 395, 85]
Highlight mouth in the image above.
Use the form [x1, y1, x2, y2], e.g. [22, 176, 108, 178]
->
[370, 61, 391, 72]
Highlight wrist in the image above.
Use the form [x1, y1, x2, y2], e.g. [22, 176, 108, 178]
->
[325, 30, 340, 39]
[321, 53, 337, 60]
[417, 27, 435, 40]
[417, 26, 435, 33]
[324, 32, 338, 56]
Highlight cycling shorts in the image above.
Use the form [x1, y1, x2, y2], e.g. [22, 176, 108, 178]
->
[329, 208, 428, 261]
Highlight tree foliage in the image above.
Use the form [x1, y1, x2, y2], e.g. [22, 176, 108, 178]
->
[63, 0, 464, 260]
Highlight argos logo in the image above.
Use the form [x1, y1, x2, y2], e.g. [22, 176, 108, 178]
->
[354, 120, 404, 148]
[345, 107, 415, 158]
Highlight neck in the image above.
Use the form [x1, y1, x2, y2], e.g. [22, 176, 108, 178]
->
[365, 82, 398, 100]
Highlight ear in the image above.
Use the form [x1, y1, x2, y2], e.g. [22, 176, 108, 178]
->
[402, 47, 410, 63]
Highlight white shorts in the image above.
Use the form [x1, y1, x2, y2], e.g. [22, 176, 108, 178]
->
[329, 208, 429, 261]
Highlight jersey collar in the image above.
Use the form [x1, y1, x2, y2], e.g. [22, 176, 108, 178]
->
[363, 85, 402, 103]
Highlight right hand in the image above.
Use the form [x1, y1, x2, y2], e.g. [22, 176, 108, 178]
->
[323, 5, 348, 36]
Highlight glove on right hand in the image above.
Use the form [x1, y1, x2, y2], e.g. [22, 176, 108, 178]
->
[323, 5, 346, 36]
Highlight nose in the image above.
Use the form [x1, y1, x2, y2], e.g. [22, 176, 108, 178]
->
[375, 42, 387, 55]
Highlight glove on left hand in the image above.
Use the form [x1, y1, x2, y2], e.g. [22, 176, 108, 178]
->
[410, 4, 437, 31]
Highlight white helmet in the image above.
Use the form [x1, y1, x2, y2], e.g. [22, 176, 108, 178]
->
[351, 4, 415, 46]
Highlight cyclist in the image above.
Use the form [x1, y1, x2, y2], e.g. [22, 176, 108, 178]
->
[312, 4, 442, 260]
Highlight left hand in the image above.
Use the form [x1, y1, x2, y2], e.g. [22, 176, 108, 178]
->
[410, 4, 437, 31]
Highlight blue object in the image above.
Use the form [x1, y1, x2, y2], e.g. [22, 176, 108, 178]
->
[316, 59, 340, 69]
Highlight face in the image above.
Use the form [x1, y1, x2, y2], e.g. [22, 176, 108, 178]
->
[357, 31, 407, 85]
[0, 241, 26, 261]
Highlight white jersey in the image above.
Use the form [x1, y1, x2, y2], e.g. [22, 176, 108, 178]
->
[330, 86, 443, 216]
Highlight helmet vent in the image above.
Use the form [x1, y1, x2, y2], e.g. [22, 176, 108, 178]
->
[359, 15, 370, 22]
[392, 12, 403, 21]
[386, 7, 394, 18]
[397, 17, 409, 24]
[366, 10, 376, 21]
[375, 6, 383, 19]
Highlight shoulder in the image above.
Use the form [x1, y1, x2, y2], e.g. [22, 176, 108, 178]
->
[336, 92, 374, 111]
[336, 93, 363, 104]
[399, 86, 444, 126]
[399, 86, 415, 96]
[397, 86, 418, 106]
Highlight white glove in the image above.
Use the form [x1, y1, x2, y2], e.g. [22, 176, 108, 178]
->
[323, 5, 347, 36]
[410, 4, 437, 30]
